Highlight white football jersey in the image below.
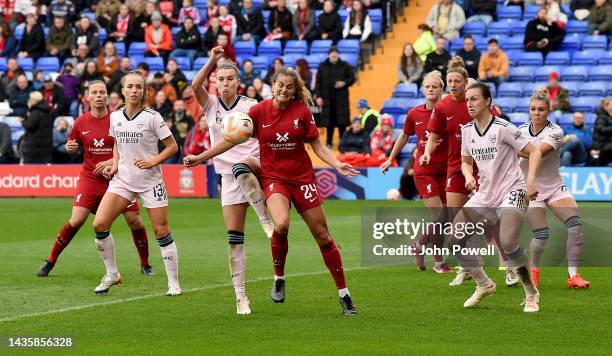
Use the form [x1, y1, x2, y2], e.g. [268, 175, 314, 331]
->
[461, 117, 530, 207]
[109, 107, 172, 192]
[202, 94, 260, 174]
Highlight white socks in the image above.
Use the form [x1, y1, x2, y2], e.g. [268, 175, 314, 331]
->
[229, 243, 247, 300]
[158, 234, 179, 285]
[95, 231, 117, 274]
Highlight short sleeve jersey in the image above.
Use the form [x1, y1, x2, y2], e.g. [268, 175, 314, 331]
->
[518, 121, 566, 191]
[403, 103, 448, 174]
[69, 111, 114, 182]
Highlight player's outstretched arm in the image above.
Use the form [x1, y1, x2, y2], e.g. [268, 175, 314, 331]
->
[461, 155, 476, 191]
[183, 139, 235, 167]
[193, 46, 225, 107]
[381, 132, 408, 173]
[135, 135, 179, 169]
[308, 137, 358, 177]
[521, 142, 542, 200]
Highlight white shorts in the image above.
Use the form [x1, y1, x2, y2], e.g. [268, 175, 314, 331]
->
[108, 179, 168, 209]
[465, 188, 528, 221]
[528, 184, 574, 209]
[221, 174, 248, 207]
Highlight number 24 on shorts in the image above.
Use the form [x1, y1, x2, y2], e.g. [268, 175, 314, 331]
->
[300, 184, 318, 202]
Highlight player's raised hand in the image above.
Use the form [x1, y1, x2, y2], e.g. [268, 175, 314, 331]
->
[183, 154, 201, 167]
[526, 178, 539, 201]
[464, 175, 477, 191]
[134, 159, 155, 169]
[419, 152, 430, 166]
[65, 139, 79, 154]
[379, 158, 392, 174]
[102, 165, 117, 179]
[210, 46, 225, 62]
[336, 162, 359, 177]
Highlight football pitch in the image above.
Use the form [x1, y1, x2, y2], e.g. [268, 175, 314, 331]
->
[1, 198, 611, 355]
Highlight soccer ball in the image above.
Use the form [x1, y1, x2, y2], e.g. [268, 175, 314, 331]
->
[221, 112, 253, 144]
[386, 188, 401, 201]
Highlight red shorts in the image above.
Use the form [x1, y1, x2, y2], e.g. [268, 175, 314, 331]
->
[414, 172, 447, 202]
[445, 171, 481, 195]
[262, 177, 323, 213]
[74, 177, 139, 214]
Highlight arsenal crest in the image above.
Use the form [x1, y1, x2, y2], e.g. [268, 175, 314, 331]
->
[490, 134, 497, 144]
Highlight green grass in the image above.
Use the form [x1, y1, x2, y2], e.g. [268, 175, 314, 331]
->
[0, 198, 611, 355]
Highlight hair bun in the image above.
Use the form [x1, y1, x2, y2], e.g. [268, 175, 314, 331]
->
[447, 56, 465, 69]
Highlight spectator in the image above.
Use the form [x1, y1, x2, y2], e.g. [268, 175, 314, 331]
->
[181, 86, 202, 125]
[52, 117, 71, 163]
[426, 0, 466, 42]
[145, 11, 173, 61]
[69, 44, 92, 75]
[338, 118, 371, 166]
[109, 4, 132, 43]
[202, 17, 226, 54]
[315, 47, 356, 148]
[547, 71, 570, 118]
[293, 0, 316, 41]
[126, 0, 146, 16]
[399, 148, 418, 200]
[218, 6, 237, 43]
[524, 6, 564, 56]
[264, 57, 285, 84]
[240, 59, 259, 89]
[170, 99, 194, 148]
[0, 0, 18, 27]
[570, 0, 594, 21]
[543, 0, 568, 29]
[81, 60, 105, 91]
[235, 0, 266, 42]
[20, 91, 53, 164]
[72, 16, 100, 58]
[588, 0, 612, 35]
[296, 59, 314, 92]
[207, 0, 219, 21]
[96, 41, 120, 82]
[0, 22, 17, 58]
[466, 0, 496, 26]
[214, 33, 237, 62]
[31, 70, 45, 91]
[170, 17, 201, 63]
[49, 0, 75, 22]
[456, 35, 480, 80]
[108, 56, 130, 93]
[185, 117, 211, 155]
[1, 59, 25, 101]
[253, 77, 272, 99]
[56, 63, 80, 116]
[368, 114, 395, 167]
[96, 0, 121, 30]
[592, 98, 612, 166]
[165, 59, 188, 96]
[342, 0, 371, 42]
[153, 91, 173, 118]
[18, 13, 45, 60]
[178, 0, 201, 25]
[46, 16, 72, 63]
[316, 0, 343, 42]
[245, 85, 264, 101]
[398, 43, 423, 85]
[143, 1, 173, 27]
[355, 98, 381, 134]
[9, 74, 31, 118]
[413, 24, 436, 63]
[560, 112, 592, 166]
[0, 121, 15, 163]
[31, 0, 49, 25]
[424, 37, 451, 79]
[147, 71, 178, 106]
[108, 91, 123, 111]
[506, 0, 525, 8]
[477, 38, 509, 87]
[41, 75, 68, 117]
[268, 0, 293, 40]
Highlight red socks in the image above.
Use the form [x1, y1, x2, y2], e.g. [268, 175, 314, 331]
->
[271, 230, 289, 276]
[131, 227, 150, 266]
[48, 223, 79, 263]
[319, 240, 347, 289]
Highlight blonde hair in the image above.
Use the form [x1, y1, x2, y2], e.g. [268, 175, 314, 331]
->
[447, 56, 468, 79]
[217, 60, 240, 77]
[422, 70, 444, 88]
[271, 66, 313, 105]
[120, 71, 149, 106]
[530, 87, 551, 109]
[29, 91, 43, 103]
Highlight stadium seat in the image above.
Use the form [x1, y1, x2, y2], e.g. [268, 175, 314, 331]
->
[562, 4, 574, 19]
[517, 52, 543, 66]
[566, 20, 589, 34]
[381, 98, 407, 117]
[571, 97, 600, 113]
[395, 114, 407, 128]
[250, 56, 269, 71]
[130, 55, 144, 69]
[99, 28, 107, 43]
[558, 113, 574, 126]
[128, 42, 147, 56]
[339, 53, 359, 67]
[173, 56, 191, 71]
[183, 70, 196, 82]
[337, 39, 360, 55]
[392, 83, 418, 98]
[450, 39, 464, 53]
[36, 57, 60, 72]
[338, 8, 348, 23]
[486, 20, 513, 36]
[493, 97, 517, 113]
[588, 66, 612, 81]
[545, 51, 571, 65]
[17, 57, 33, 71]
[497, 5, 522, 20]
[505, 50, 526, 66]
[523, 82, 547, 97]
[534, 65, 561, 82]
[194, 0, 207, 7]
[474, 36, 491, 52]
[281, 54, 304, 67]
[0, 57, 6, 72]
[484, 82, 497, 98]
[514, 98, 531, 113]
[306, 54, 325, 68]
[511, 20, 528, 36]
[582, 35, 607, 50]
[283, 40, 308, 55]
[14, 24, 24, 41]
[234, 40, 256, 57]
[607, 82, 612, 96]
[144, 57, 164, 72]
[559, 34, 583, 52]
[507, 112, 529, 125]
[115, 42, 126, 57]
[584, 112, 597, 125]
[498, 82, 523, 97]
[368, 8, 383, 23]
[310, 40, 333, 55]
[579, 82, 607, 97]
[598, 51, 612, 65]
[461, 22, 486, 36]
[193, 57, 209, 70]
[560, 66, 588, 81]
[371, 21, 382, 37]
[258, 41, 282, 62]
[572, 49, 605, 66]
[509, 66, 536, 82]
[523, 4, 540, 20]
[501, 36, 525, 51]
[561, 81, 580, 96]
[262, 10, 270, 32]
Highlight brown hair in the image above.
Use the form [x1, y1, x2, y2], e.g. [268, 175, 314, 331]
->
[400, 43, 421, 74]
[349, 0, 366, 28]
[217, 60, 240, 77]
[447, 56, 468, 79]
[121, 71, 149, 106]
[466, 82, 493, 106]
[272, 66, 313, 105]
[295, 59, 310, 84]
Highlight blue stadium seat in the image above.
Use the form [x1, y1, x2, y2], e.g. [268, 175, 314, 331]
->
[183, 70, 196, 82]
[497, 5, 522, 20]
[173, 56, 191, 71]
[514, 98, 531, 113]
[337, 39, 360, 55]
[534, 65, 560, 81]
[144, 57, 164, 72]
[310, 40, 333, 55]
[36, 57, 60, 72]
[571, 97, 600, 113]
[17, 57, 33, 71]
[522, 82, 547, 97]
[598, 51, 612, 65]
[584, 112, 597, 125]
[281, 54, 305, 67]
[338, 9, 348, 23]
[485, 82, 497, 98]
[368, 8, 383, 28]
[507, 112, 529, 125]
[545, 51, 571, 65]
[14, 24, 24, 41]
[501, 36, 525, 51]
[395, 114, 407, 128]
[566, 20, 589, 34]
[560, 66, 588, 81]
[392, 83, 418, 98]
[493, 97, 517, 113]
[0, 57, 6, 72]
[487, 20, 513, 36]
[511, 20, 529, 36]
[171, 26, 181, 37]
[461, 22, 486, 36]
[234, 40, 256, 57]
[251, 56, 270, 71]
[381, 98, 409, 117]
[562, 4, 574, 19]
[475, 36, 490, 52]
[128, 42, 147, 56]
[450, 39, 464, 53]
[558, 113, 574, 126]
[115, 42, 126, 57]
[306, 54, 325, 68]
[193, 57, 209, 70]
[340, 53, 359, 67]
[582, 35, 607, 50]
[371, 21, 382, 37]
[505, 50, 526, 66]
[561, 81, 580, 96]
[607, 82, 612, 96]
[194, 0, 207, 7]
[588, 65, 612, 81]
[258, 41, 282, 62]
[579, 82, 606, 97]
[523, 4, 540, 20]
[130, 55, 144, 69]
[509, 66, 536, 82]
[572, 49, 605, 65]
[262, 10, 270, 32]
[559, 34, 583, 52]
[517, 52, 543, 66]
[98, 28, 107, 43]
[283, 40, 308, 55]
[498, 82, 523, 97]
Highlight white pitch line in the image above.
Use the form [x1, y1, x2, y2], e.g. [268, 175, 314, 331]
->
[0, 266, 370, 323]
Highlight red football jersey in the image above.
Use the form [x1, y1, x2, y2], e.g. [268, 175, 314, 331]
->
[248, 99, 319, 184]
[69, 111, 114, 182]
[403, 103, 448, 175]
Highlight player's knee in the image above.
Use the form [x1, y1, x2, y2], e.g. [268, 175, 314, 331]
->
[274, 220, 290, 235]
[152, 223, 170, 238]
[68, 216, 86, 229]
[312, 226, 331, 245]
[92, 219, 110, 233]
[125, 215, 144, 230]
[232, 162, 252, 179]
